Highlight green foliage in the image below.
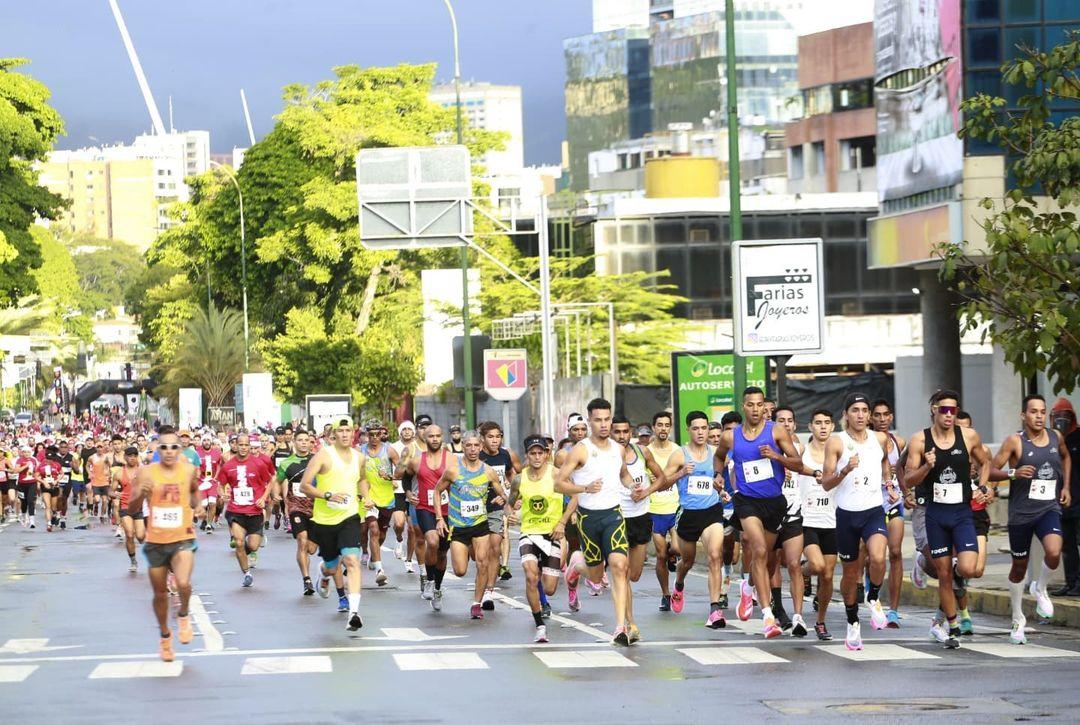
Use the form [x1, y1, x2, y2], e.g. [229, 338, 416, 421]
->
[0, 58, 66, 306]
[29, 226, 91, 340]
[940, 31, 1080, 392]
[65, 234, 146, 315]
[161, 304, 247, 408]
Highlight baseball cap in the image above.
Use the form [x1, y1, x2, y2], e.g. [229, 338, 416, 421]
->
[843, 393, 870, 411]
[330, 416, 353, 430]
[523, 434, 547, 451]
[449, 424, 462, 433]
[274, 426, 285, 435]
[635, 424, 653, 437]
[178, 429, 192, 437]
[124, 446, 139, 456]
[415, 414, 433, 428]
[567, 413, 586, 428]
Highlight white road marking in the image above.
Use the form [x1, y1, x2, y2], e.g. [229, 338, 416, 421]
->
[367, 628, 466, 642]
[89, 661, 183, 679]
[188, 594, 224, 652]
[821, 644, 939, 661]
[393, 652, 488, 671]
[963, 643, 1080, 659]
[534, 650, 637, 669]
[240, 656, 333, 675]
[0, 639, 83, 655]
[679, 646, 789, 665]
[490, 591, 611, 641]
[0, 665, 37, 682]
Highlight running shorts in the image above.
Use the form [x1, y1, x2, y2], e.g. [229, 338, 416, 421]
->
[225, 511, 265, 537]
[310, 514, 363, 563]
[143, 539, 197, 569]
[836, 506, 888, 562]
[364, 506, 394, 531]
[623, 512, 653, 547]
[92, 486, 110, 498]
[973, 507, 991, 539]
[290, 511, 312, 539]
[884, 502, 905, 524]
[772, 515, 803, 550]
[519, 533, 562, 577]
[925, 503, 978, 559]
[802, 526, 837, 556]
[1009, 509, 1063, 560]
[487, 513, 506, 536]
[449, 521, 489, 548]
[651, 511, 677, 536]
[577, 506, 628, 567]
[675, 504, 725, 543]
[732, 493, 786, 534]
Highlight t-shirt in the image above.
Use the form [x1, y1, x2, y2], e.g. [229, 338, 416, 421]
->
[38, 459, 62, 487]
[277, 454, 314, 516]
[219, 456, 273, 515]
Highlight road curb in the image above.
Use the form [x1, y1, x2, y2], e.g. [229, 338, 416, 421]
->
[902, 579, 1080, 628]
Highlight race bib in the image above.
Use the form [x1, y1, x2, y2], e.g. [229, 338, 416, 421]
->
[742, 459, 772, 484]
[459, 499, 484, 518]
[805, 494, 831, 511]
[291, 479, 303, 497]
[932, 482, 962, 504]
[233, 487, 254, 505]
[1030, 479, 1056, 501]
[426, 489, 450, 507]
[364, 505, 378, 519]
[151, 506, 182, 529]
[687, 475, 713, 496]
[328, 494, 352, 511]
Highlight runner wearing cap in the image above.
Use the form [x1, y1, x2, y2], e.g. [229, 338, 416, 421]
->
[555, 413, 589, 468]
[219, 433, 274, 588]
[363, 421, 400, 586]
[634, 425, 653, 448]
[113, 446, 145, 572]
[392, 421, 424, 579]
[447, 425, 464, 454]
[478, 421, 523, 607]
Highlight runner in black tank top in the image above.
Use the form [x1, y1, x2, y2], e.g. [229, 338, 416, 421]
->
[478, 422, 522, 609]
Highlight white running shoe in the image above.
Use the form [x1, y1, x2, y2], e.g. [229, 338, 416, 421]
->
[844, 621, 863, 651]
[431, 588, 443, 612]
[868, 599, 888, 630]
[910, 553, 927, 589]
[1010, 615, 1027, 645]
[376, 570, 388, 587]
[1030, 580, 1054, 619]
[534, 625, 548, 643]
[395, 543, 404, 560]
[404, 560, 415, 574]
[929, 619, 949, 644]
[421, 580, 435, 600]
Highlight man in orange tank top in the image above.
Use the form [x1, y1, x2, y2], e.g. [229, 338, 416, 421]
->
[113, 446, 146, 573]
[127, 426, 203, 663]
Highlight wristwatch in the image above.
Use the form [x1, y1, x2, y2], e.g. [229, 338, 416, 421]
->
[1006, 468, 1016, 479]
[323, 491, 332, 500]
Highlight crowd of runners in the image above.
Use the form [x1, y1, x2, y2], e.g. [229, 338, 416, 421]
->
[1, 388, 1072, 663]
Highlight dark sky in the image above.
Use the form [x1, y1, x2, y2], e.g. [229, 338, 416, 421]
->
[1, 0, 591, 166]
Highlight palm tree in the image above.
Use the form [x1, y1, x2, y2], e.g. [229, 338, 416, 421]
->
[164, 304, 247, 408]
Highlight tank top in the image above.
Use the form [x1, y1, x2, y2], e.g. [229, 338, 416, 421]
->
[312, 445, 362, 526]
[781, 462, 802, 519]
[620, 443, 651, 517]
[448, 457, 489, 528]
[646, 441, 680, 514]
[1010, 430, 1063, 524]
[882, 432, 902, 512]
[917, 427, 972, 507]
[417, 449, 449, 514]
[519, 464, 563, 535]
[731, 421, 784, 499]
[364, 442, 395, 508]
[118, 465, 138, 506]
[89, 455, 109, 486]
[799, 445, 835, 528]
[834, 430, 885, 512]
[676, 444, 719, 510]
[144, 461, 196, 544]
[571, 438, 624, 511]
[480, 447, 513, 512]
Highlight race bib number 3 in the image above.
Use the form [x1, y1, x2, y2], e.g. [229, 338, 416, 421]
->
[932, 482, 962, 504]
[152, 506, 182, 529]
[687, 475, 713, 496]
[742, 459, 772, 484]
[1030, 479, 1056, 501]
[459, 499, 483, 518]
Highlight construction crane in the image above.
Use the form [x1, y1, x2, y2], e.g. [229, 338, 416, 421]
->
[107, 0, 166, 136]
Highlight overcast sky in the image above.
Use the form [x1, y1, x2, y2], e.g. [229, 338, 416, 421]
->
[1, 1, 871, 166]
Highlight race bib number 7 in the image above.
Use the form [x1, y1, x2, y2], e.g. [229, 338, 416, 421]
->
[932, 482, 962, 504]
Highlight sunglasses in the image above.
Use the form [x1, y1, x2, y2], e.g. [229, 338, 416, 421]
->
[158, 443, 182, 451]
[936, 405, 958, 415]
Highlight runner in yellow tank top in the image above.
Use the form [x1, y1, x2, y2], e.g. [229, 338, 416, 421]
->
[646, 411, 683, 611]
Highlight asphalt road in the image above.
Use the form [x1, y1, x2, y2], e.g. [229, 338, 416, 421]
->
[2, 515, 1079, 724]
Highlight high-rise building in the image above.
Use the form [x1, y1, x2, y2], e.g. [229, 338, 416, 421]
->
[430, 82, 525, 176]
[592, 0, 650, 32]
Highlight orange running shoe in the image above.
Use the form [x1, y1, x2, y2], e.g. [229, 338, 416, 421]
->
[177, 615, 193, 644]
[159, 633, 175, 662]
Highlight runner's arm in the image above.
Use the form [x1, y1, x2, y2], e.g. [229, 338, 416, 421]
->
[298, 450, 329, 499]
[660, 447, 687, 488]
[356, 453, 373, 508]
[640, 447, 669, 495]
[509, 449, 523, 477]
[127, 467, 149, 516]
[433, 462, 456, 522]
[903, 432, 931, 489]
[770, 426, 808, 473]
[554, 445, 591, 495]
[506, 473, 522, 508]
[821, 437, 851, 492]
[713, 430, 732, 484]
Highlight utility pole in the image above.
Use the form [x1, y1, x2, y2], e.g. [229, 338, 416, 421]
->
[725, 0, 746, 402]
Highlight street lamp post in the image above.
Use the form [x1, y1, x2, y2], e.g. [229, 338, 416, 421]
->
[725, 0, 746, 399]
[208, 160, 250, 371]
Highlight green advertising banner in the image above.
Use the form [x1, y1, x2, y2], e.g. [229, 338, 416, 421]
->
[670, 351, 768, 445]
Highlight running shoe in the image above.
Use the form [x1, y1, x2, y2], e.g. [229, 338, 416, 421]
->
[395, 543, 404, 560]
[910, 553, 927, 589]
[337, 596, 349, 613]
[944, 631, 961, 649]
[886, 609, 901, 629]
[177, 615, 193, 645]
[628, 624, 641, 644]
[791, 613, 808, 638]
[814, 622, 832, 641]
[404, 560, 415, 574]
[736, 580, 754, 621]
[303, 578, 315, 596]
[706, 609, 727, 629]
[273, 512, 281, 530]
[128, 561, 137, 574]
[1030, 580, 1055, 619]
[959, 615, 973, 636]
[499, 565, 512, 581]
[205, 523, 214, 535]
[422, 580, 435, 601]
[242, 571, 254, 588]
[868, 599, 888, 630]
[666, 551, 678, 572]
[763, 616, 782, 639]
[671, 588, 685, 614]
[568, 585, 580, 612]
[585, 578, 603, 597]
[361, 552, 370, 568]
[346, 612, 363, 631]
[534, 625, 548, 643]
[318, 575, 331, 598]
[844, 621, 862, 650]
[46, 523, 53, 532]
[159, 634, 175, 662]
[200, 519, 207, 531]
[777, 609, 793, 632]
[419, 574, 428, 594]
[803, 573, 812, 600]
[612, 626, 630, 646]
[658, 594, 671, 612]
[541, 602, 552, 619]
[929, 619, 949, 644]
[718, 593, 729, 610]
[29, 521, 35, 529]
[470, 603, 484, 620]
[376, 570, 389, 587]
[1010, 615, 1027, 645]
[59, 518, 66, 530]
[481, 589, 496, 611]
[431, 589, 443, 611]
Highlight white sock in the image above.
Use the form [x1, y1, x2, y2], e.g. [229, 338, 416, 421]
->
[348, 593, 360, 614]
[1037, 561, 1054, 593]
[1009, 580, 1025, 622]
[374, 560, 383, 572]
[762, 606, 773, 620]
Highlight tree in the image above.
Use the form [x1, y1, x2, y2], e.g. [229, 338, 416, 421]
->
[162, 304, 247, 408]
[29, 226, 91, 340]
[65, 234, 146, 315]
[939, 31, 1080, 392]
[0, 58, 66, 306]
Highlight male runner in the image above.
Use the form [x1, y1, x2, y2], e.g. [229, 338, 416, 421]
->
[87, 441, 111, 524]
[870, 399, 906, 628]
[37, 447, 63, 532]
[904, 389, 993, 649]
[196, 435, 223, 533]
[821, 393, 895, 650]
[435, 430, 503, 619]
[219, 434, 274, 587]
[278, 430, 317, 595]
[113, 446, 145, 572]
[54, 439, 73, 529]
[364, 424, 399, 586]
[647, 411, 682, 611]
[392, 421, 423, 577]
[447, 425, 464, 454]
[478, 421, 522, 606]
[798, 409, 836, 640]
[713, 387, 806, 639]
[396, 425, 451, 610]
[554, 413, 589, 468]
[14, 445, 38, 528]
[127, 426, 202, 662]
[658, 411, 729, 629]
[556, 398, 636, 645]
[770, 405, 807, 635]
[299, 417, 370, 630]
[989, 394, 1071, 644]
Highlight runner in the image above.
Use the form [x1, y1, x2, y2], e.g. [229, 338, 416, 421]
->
[903, 389, 993, 649]
[87, 441, 111, 524]
[770, 405, 807, 635]
[798, 409, 837, 640]
[556, 398, 636, 645]
[299, 417, 370, 630]
[126, 426, 201, 662]
[713, 386, 806, 640]
[278, 429, 318, 595]
[870, 399, 907, 628]
[718, 412, 743, 609]
[113, 445, 145, 572]
[434, 430, 503, 619]
[447, 424, 464, 454]
[396, 425, 451, 610]
[508, 434, 574, 642]
[392, 421, 423, 579]
[647, 411, 681, 611]
[14, 445, 37, 528]
[478, 421, 522, 608]
[219, 434, 274, 587]
[0, 442, 13, 523]
[54, 439, 73, 529]
[988, 394, 1072, 645]
[196, 434, 223, 533]
[37, 446, 63, 532]
[821, 393, 896, 650]
[554, 413, 588, 468]
[658, 411, 729, 629]
[363, 422, 400, 587]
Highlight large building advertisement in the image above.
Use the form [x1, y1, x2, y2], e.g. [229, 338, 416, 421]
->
[874, 0, 963, 202]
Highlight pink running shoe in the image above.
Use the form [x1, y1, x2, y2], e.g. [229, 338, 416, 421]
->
[706, 609, 727, 629]
[568, 584, 580, 612]
[736, 580, 755, 621]
[671, 587, 685, 614]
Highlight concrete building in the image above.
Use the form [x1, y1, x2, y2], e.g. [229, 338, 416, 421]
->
[785, 23, 876, 194]
[430, 82, 524, 177]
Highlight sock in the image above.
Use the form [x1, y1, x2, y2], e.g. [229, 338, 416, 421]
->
[537, 582, 548, 605]
[374, 560, 383, 572]
[675, 580, 685, 592]
[533, 610, 544, 627]
[761, 606, 773, 621]
[336, 586, 346, 598]
[426, 563, 437, 580]
[947, 616, 960, 636]
[711, 601, 722, 612]
[845, 603, 859, 625]
[347, 593, 360, 614]
[1009, 580, 1025, 622]
[958, 607, 969, 619]
[434, 566, 446, 588]
[1037, 561, 1054, 593]
[866, 581, 881, 603]
[771, 587, 785, 614]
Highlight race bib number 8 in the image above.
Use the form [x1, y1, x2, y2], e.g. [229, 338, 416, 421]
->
[152, 506, 182, 528]
[1030, 479, 1056, 501]
[742, 459, 772, 484]
[459, 499, 484, 518]
[932, 482, 962, 504]
[687, 475, 713, 496]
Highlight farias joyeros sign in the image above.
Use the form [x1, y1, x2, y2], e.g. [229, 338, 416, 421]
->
[732, 238, 825, 356]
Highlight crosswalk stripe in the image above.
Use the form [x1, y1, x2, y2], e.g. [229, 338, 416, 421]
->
[962, 643, 1080, 659]
[392, 652, 488, 671]
[240, 656, 333, 675]
[678, 647, 789, 665]
[820, 644, 939, 662]
[0, 665, 37, 683]
[89, 661, 184, 679]
[533, 650, 637, 669]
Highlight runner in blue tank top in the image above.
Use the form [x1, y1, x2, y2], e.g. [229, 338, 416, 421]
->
[714, 386, 808, 639]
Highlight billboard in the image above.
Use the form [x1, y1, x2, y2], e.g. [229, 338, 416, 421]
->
[241, 373, 276, 430]
[670, 351, 768, 445]
[178, 388, 202, 429]
[306, 394, 352, 434]
[874, 0, 962, 202]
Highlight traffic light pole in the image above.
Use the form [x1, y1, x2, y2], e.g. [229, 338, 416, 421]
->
[725, 0, 746, 401]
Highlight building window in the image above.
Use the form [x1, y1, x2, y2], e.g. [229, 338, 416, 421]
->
[810, 141, 825, 176]
[1044, 0, 1080, 21]
[788, 145, 804, 180]
[967, 28, 1001, 66]
[965, 0, 999, 23]
[839, 136, 876, 170]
